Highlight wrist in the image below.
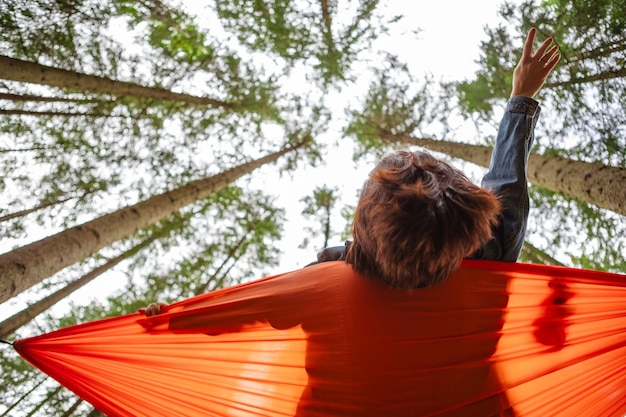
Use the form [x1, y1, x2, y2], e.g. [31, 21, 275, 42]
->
[507, 96, 540, 116]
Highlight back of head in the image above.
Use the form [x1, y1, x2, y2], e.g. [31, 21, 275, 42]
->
[345, 150, 500, 289]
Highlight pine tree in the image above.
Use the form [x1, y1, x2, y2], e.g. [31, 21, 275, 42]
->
[344, 68, 625, 271]
[0, 56, 235, 109]
[213, 0, 388, 86]
[456, 0, 626, 164]
[300, 185, 342, 250]
[0, 142, 304, 304]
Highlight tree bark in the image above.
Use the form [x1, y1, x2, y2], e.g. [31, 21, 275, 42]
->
[0, 231, 164, 339]
[386, 134, 626, 217]
[0, 144, 301, 303]
[0, 56, 234, 109]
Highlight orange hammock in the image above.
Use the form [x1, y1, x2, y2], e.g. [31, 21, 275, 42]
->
[14, 260, 626, 417]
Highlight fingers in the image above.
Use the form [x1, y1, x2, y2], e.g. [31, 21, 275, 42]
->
[534, 36, 555, 60]
[539, 44, 560, 73]
[140, 302, 167, 316]
[523, 27, 536, 58]
[511, 27, 561, 98]
[525, 26, 560, 71]
[145, 304, 161, 316]
[541, 44, 559, 60]
[544, 49, 561, 72]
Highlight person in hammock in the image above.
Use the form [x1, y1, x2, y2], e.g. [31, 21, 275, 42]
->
[308, 27, 561, 289]
[142, 27, 561, 416]
[144, 27, 560, 310]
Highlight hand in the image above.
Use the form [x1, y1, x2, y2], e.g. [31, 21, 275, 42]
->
[511, 27, 561, 98]
[138, 302, 168, 317]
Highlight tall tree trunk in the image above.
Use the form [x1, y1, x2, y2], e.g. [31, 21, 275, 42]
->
[323, 206, 331, 249]
[319, 0, 336, 54]
[60, 398, 83, 417]
[0, 56, 234, 109]
[0, 376, 48, 417]
[383, 133, 626, 216]
[520, 242, 565, 266]
[0, 230, 166, 339]
[0, 93, 102, 103]
[0, 195, 75, 223]
[0, 143, 303, 303]
[567, 39, 626, 63]
[194, 232, 250, 295]
[0, 109, 112, 117]
[24, 385, 63, 417]
[545, 67, 626, 88]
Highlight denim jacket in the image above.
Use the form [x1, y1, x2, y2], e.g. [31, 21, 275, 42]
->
[312, 96, 540, 265]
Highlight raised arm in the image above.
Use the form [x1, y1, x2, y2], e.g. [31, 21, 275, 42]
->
[472, 28, 560, 261]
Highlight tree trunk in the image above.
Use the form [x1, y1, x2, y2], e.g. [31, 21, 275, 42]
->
[0, 196, 74, 223]
[319, 0, 336, 53]
[0, 144, 301, 303]
[0, 231, 165, 339]
[0, 109, 111, 117]
[194, 232, 250, 295]
[520, 242, 565, 266]
[387, 134, 626, 217]
[0, 376, 48, 417]
[527, 152, 626, 217]
[60, 398, 83, 417]
[545, 67, 626, 88]
[0, 56, 233, 109]
[567, 39, 626, 64]
[24, 385, 63, 417]
[0, 93, 102, 103]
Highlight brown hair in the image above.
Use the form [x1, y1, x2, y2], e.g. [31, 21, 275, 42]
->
[345, 150, 500, 289]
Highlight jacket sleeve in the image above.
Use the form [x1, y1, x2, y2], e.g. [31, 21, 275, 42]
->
[470, 96, 540, 261]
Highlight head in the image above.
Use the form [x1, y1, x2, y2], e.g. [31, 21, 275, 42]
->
[345, 150, 501, 289]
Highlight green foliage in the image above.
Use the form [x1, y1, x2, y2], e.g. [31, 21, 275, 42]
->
[457, 0, 626, 164]
[122, 186, 285, 300]
[345, 66, 454, 160]
[3, 1, 623, 414]
[215, 0, 311, 60]
[527, 186, 625, 273]
[0, 0, 393, 414]
[213, 0, 388, 87]
[0, 0, 121, 72]
[300, 185, 340, 249]
[452, 0, 626, 273]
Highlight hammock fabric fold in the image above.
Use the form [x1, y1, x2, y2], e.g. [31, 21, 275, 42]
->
[14, 260, 626, 417]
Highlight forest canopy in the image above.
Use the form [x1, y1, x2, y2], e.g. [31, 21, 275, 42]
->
[0, 0, 624, 415]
